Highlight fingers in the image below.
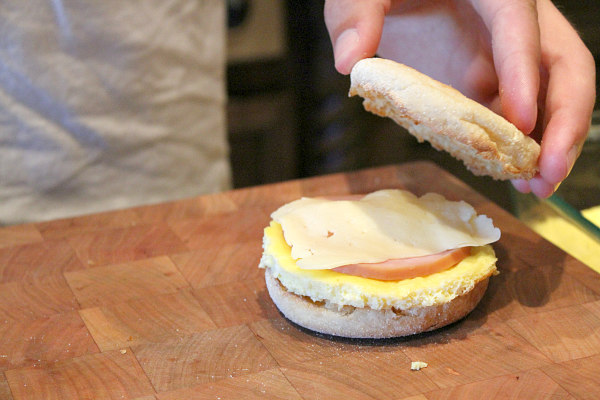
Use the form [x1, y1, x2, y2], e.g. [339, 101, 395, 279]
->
[324, 0, 391, 74]
[513, 0, 596, 198]
[535, 0, 595, 191]
[511, 178, 532, 194]
[324, 0, 595, 200]
[469, 0, 541, 134]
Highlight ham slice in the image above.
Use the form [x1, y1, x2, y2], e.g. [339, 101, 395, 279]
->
[332, 247, 471, 280]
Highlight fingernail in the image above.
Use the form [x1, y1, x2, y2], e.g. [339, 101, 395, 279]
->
[334, 28, 360, 74]
[553, 181, 561, 193]
[566, 143, 581, 176]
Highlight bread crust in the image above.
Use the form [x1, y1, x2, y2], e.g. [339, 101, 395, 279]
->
[265, 267, 489, 339]
[349, 58, 540, 180]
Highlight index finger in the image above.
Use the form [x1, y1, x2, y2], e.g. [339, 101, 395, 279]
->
[470, 0, 541, 134]
[324, 0, 391, 74]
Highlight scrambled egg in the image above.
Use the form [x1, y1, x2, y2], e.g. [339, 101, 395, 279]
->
[259, 221, 497, 310]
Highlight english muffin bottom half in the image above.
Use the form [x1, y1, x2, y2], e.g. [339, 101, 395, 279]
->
[259, 221, 497, 339]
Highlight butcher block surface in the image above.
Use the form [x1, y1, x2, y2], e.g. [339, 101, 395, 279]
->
[1, 161, 600, 399]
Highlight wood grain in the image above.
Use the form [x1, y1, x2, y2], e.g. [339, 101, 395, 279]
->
[248, 318, 363, 367]
[564, 254, 600, 295]
[506, 300, 600, 363]
[132, 192, 239, 224]
[64, 256, 190, 308]
[156, 368, 303, 400]
[0, 276, 79, 323]
[5, 350, 154, 400]
[1, 162, 599, 399]
[1, 371, 15, 400]
[36, 209, 142, 240]
[400, 323, 552, 388]
[0, 224, 43, 250]
[168, 208, 270, 250]
[0, 239, 85, 284]
[541, 353, 600, 399]
[132, 325, 278, 393]
[477, 264, 600, 321]
[170, 240, 264, 288]
[67, 223, 188, 268]
[424, 368, 574, 399]
[0, 311, 98, 372]
[191, 277, 280, 328]
[281, 351, 438, 400]
[227, 180, 304, 210]
[79, 289, 216, 352]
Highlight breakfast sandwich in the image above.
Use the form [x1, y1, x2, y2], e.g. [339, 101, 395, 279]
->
[349, 58, 541, 180]
[259, 189, 500, 338]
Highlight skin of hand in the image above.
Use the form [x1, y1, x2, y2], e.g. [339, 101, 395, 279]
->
[324, 0, 596, 198]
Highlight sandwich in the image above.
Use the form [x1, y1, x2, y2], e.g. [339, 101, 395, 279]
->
[258, 58, 536, 338]
[349, 58, 541, 180]
[259, 189, 500, 338]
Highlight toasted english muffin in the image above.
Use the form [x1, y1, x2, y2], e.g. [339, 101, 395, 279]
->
[349, 58, 540, 180]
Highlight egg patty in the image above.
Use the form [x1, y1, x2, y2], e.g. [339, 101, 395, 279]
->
[259, 221, 498, 311]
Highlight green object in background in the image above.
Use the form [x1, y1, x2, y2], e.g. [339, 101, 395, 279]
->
[512, 189, 600, 273]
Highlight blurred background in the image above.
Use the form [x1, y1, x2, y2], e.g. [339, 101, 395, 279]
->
[226, 0, 599, 212]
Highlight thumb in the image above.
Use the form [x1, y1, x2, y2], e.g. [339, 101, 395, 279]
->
[324, 0, 391, 74]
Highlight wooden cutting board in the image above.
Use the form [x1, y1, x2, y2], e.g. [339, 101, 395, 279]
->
[1, 161, 600, 400]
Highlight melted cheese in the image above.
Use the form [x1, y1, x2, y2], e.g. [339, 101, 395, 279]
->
[271, 190, 500, 269]
[259, 221, 497, 310]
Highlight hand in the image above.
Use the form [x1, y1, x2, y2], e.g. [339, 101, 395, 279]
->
[324, 0, 596, 198]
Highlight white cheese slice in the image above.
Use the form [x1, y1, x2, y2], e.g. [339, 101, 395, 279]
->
[271, 189, 500, 269]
